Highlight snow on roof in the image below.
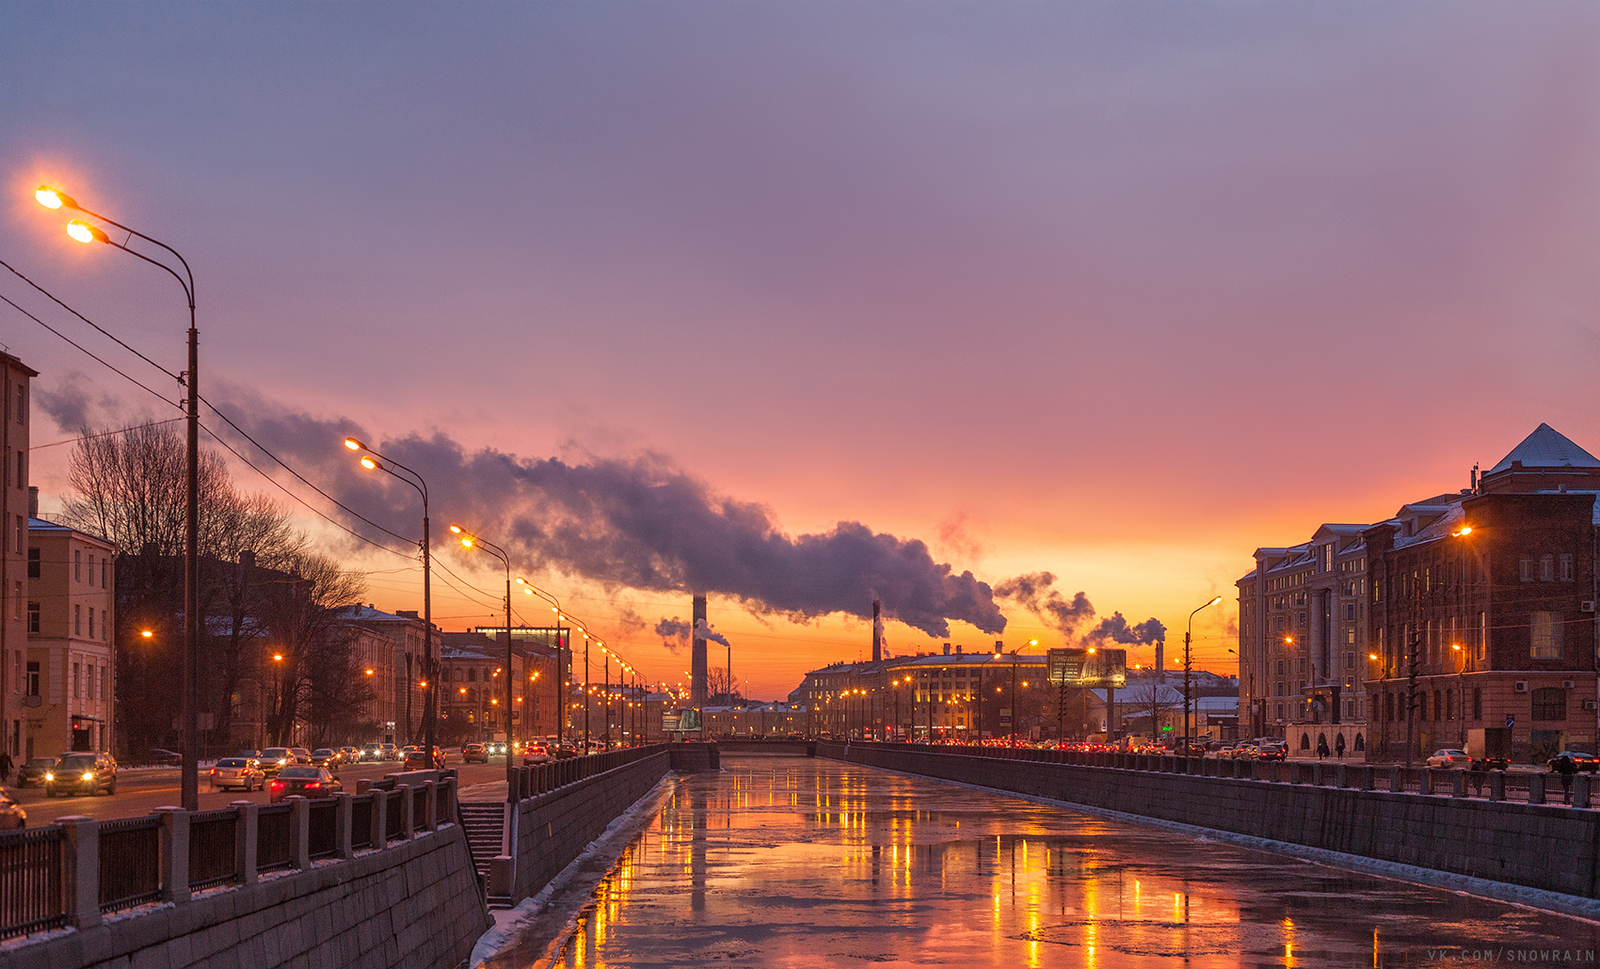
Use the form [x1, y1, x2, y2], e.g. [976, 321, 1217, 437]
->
[1488, 423, 1600, 474]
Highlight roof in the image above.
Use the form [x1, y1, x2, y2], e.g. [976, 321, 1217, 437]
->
[1488, 423, 1600, 474]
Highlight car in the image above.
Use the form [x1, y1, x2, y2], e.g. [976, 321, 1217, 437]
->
[1549, 750, 1600, 773]
[210, 757, 265, 792]
[555, 744, 578, 759]
[462, 743, 487, 764]
[487, 742, 507, 757]
[237, 749, 262, 761]
[403, 746, 445, 770]
[522, 744, 552, 765]
[361, 743, 383, 762]
[310, 749, 338, 768]
[147, 748, 182, 766]
[1253, 743, 1287, 761]
[1427, 749, 1471, 769]
[380, 743, 400, 761]
[44, 751, 117, 797]
[0, 788, 24, 829]
[269, 766, 343, 803]
[15, 756, 55, 788]
[289, 747, 313, 765]
[259, 747, 294, 776]
[340, 746, 359, 765]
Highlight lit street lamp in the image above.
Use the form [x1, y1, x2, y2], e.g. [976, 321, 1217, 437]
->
[345, 439, 436, 760]
[1183, 596, 1225, 752]
[451, 525, 513, 795]
[38, 185, 203, 811]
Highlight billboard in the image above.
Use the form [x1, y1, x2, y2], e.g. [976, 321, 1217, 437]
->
[1047, 647, 1127, 689]
[663, 708, 701, 733]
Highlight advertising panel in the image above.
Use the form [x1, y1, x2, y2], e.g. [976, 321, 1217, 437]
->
[1046, 647, 1127, 688]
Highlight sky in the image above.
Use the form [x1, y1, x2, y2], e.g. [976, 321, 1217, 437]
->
[4, 2, 1600, 701]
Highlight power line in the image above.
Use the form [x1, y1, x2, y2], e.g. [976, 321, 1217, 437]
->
[27, 418, 185, 453]
[0, 290, 178, 410]
[0, 259, 182, 382]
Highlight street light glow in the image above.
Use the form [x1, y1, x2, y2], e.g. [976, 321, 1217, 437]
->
[343, 437, 365, 451]
[66, 219, 108, 245]
[35, 185, 75, 210]
[359, 455, 380, 471]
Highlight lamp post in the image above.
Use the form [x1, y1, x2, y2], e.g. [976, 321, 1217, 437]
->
[1009, 640, 1038, 748]
[518, 579, 567, 748]
[1184, 596, 1225, 753]
[345, 439, 435, 761]
[451, 525, 513, 795]
[38, 186, 203, 811]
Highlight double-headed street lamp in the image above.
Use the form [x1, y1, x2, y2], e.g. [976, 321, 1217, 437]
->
[38, 185, 203, 811]
[1183, 595, 1225, 752]
[517, 578, 567, 746]
[344, 439, 436, 759]
[451, 525, 513, 796]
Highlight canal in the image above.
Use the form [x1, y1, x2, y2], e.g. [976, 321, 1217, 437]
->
[488, 754, 1600, 967]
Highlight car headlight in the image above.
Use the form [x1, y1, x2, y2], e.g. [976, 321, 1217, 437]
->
[43, 772, 53, 782]
[82, 772, 94, 781]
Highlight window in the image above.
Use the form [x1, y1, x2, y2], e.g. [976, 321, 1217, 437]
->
[73, 663, 80, 700]
[468, 668, 477, 683]
[12, 450, 21, 489]
[12, 385, 22, 424]
[101, 610, 108, 641]
[1419, 692, 1428, 721]
[1275, 660, 1285, 676]
[1532, 687, 1566, 722]
[88, 609, 94, 639]
[1540, 555, 1555, 582]
[87, 663, 95, 700]
[100, 667, 108, 701]
[1561, 554, 1574, 582]
[1473, 687, 1482, 720]
[73, 604, 81, 636]
[1274, 616, 1285, 632]
[25, 662, 38, 698]
[26, 548, 38, 579]
[1521, 558, 1534, 582]
[1297, 611, 1307, 629]
[1344, 651, 1355, 670]
[1345, 627, 1356, 645]
[100, 559, 107, 588]
[1344, 603, 1356, 621]
[1530, 612, 1563, 659]
[25, 602, 38, 634]
[12, 516, 21, 555]
[73, 550, 80, 582]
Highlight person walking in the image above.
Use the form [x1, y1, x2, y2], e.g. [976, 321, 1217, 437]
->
[0, 749, 13, 786]
[1556, 754, 1579, 804]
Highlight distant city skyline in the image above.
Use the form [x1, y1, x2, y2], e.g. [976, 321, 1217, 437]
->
[5, 2, 1598, 700]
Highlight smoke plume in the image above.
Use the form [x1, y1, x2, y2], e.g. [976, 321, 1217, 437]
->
[207, 390, 1007, 638]
[655, 617, 692, 653]
[693, 617, 730, 647]
[996, 572, 1165, 646]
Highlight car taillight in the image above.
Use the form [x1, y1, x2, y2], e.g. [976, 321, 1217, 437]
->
[270, 781, 284, 792]
[209, 768, 217, 776]
[305, 782, 321, 790]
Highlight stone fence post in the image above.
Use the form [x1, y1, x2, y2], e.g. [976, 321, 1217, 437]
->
[156, 806, 191, 903]
[288, 796, 311, 870]
[233, 799, 260, 886]
[58, 815, 101, 930]
[335, 792, 354, 859]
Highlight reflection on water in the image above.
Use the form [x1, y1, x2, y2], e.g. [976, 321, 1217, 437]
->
[533, 755, 1600, 967]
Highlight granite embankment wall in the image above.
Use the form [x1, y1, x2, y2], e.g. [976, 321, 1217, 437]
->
[820, 742, 1600, 899]
[504, 748, 684, 903]
[2, 783, 489, 969]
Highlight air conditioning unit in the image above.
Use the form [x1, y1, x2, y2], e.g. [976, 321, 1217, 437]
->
[1585, 700, 1597, 712]
[1514, 681, 1529, 693]
[1584, 601, 1596, 613]
[1564, 680, 1577, 690]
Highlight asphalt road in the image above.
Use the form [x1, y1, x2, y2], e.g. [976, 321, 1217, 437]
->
[7, 757, 516, 827]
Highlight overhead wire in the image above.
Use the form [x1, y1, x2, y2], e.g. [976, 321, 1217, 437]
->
[1, 258, 181, 381]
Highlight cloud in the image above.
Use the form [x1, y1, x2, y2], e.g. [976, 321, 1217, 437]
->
[655, 616, 692, 653]
[213, 390, 1007, 638]
[1086, 613, 1167, 647]
[996, 572, 1165, 646]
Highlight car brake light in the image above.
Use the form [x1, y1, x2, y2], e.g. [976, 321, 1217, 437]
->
[305, 782, 321, 790]
[209, 768, 217, 776]
[270, 781, 284, 791]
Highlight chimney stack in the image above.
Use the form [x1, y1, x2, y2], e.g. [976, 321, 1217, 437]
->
[872, 599, 882, 663]
[994, 640, 1003, 654]
[692, 595, 708, 708]
[942, 643, 951, 656]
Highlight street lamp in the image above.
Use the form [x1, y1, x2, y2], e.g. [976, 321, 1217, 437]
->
[39, 185, 203, 811]
[451, 525, 513, 794]
[345, 438, 436, 760]
[518, 577, 566, 747]
[1184, 596, 1225, 753]
[1009, 640, 1038, 748]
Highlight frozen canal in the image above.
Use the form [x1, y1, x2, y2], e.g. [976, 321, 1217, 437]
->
[495, 754, 1600, 967]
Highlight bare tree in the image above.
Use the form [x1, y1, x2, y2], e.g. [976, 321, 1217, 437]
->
[1124, 678, 1178, 740]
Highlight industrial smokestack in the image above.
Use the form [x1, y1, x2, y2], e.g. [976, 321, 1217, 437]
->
[1156, 641, 1164, 672]
[994, 640, 1003, 654]
[872, 600, 882, 663]
[692, 595, 708, 709]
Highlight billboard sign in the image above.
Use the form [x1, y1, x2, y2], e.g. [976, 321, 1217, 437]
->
[1047, 648, 1127, 689]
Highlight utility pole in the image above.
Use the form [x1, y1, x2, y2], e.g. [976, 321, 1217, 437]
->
[1405, 634, 1420, 769]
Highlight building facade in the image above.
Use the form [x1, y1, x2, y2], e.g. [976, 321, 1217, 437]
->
[1, 353, 34, 761]
[26, 507, 116, 757]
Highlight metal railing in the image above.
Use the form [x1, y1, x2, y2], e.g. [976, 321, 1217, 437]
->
[0, 827, 64, 938]
[188, 810, 240, 890]
[98, 817, 163, 912]
[257, 804, 294, 872]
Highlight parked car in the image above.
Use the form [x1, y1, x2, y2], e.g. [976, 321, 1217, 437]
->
[462, 742, 487, 764]
[403, 746, 446, 770]
[522, 743, 552, 765]
[44, 752, 117, 797]
[269, 766, 343, 803]
[210, 757, 266, 792]
[146, 748, 182, 766]
[15, 756, 55, 788]
[0, 789, 24, 828]
[310, 749, 338, 768]
[1426, 749, 1471, 769]
[1549, 750, 1600, 773]
[259, 747, 294, 776]
[1253, 743, 1287, 761]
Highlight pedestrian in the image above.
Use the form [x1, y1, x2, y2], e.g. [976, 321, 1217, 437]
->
[0, 749, 11, 785]
[1556, 754, 1579, 804]
[1316, 735, 1329, 760]
[1334, 733, 1346, 760]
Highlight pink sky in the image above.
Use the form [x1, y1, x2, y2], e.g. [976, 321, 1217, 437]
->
[5, 3, 1600, 699]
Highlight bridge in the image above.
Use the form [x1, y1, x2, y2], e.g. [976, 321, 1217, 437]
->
[6, 741, 1600, 967]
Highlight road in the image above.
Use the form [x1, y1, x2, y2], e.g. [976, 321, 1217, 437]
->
[7, 757, 517, 827]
